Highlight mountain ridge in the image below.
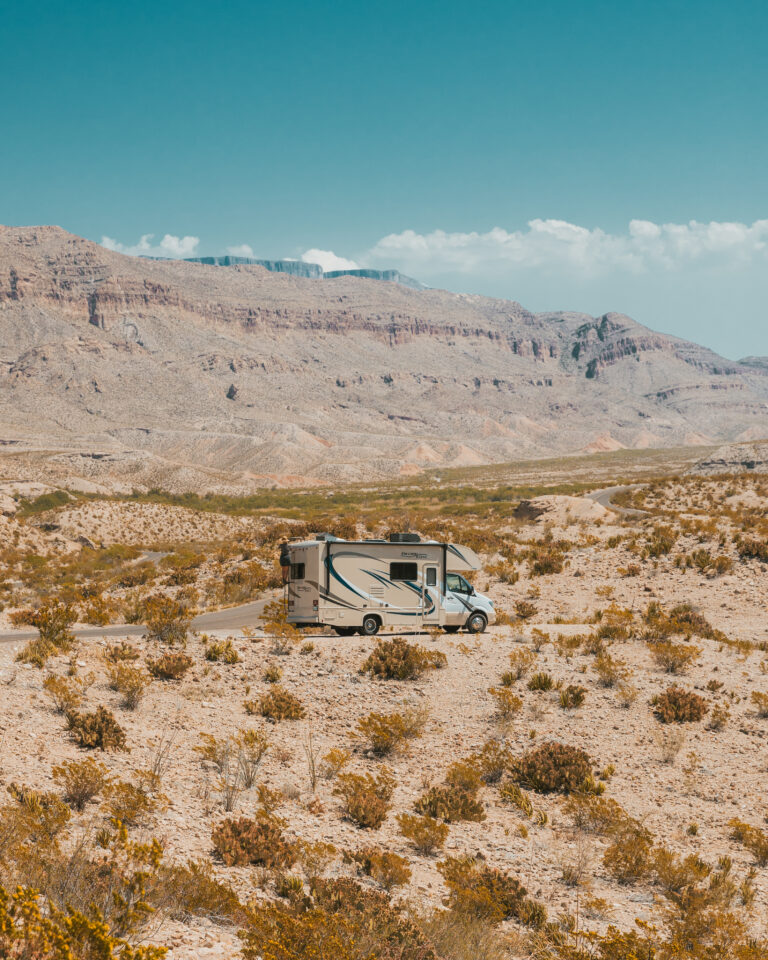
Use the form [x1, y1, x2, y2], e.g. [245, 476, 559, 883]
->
[0, 224, 766, 492]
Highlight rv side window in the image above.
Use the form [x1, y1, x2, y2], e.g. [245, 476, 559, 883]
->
[290, 563, 305, 580]
[390, 562, 418, 581]
[426, 568, 437, 586]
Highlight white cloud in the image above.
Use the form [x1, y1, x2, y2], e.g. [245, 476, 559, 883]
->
[365, 219, 768, 277]
[226, 243, 255, 257]
[301, 248, 359, 272]
[101, 233, 200, 258]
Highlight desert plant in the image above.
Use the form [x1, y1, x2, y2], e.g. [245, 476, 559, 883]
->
[488, 687, 523, 719]
[514, 599, 538, 620]
[499, 781, 533, 817]
[236, 728, 270, 788]
[104, 641, 140, 663]
[397, 812, 449, 855]
[344, 847, 412, 890]
[469, 739, 513, 784]
[205, 639, 240, 664]
[654, 726, 687, 763]
[258, 686, 306, 721]
[42, 673, 84, 714]
[653, 685, 708, 724]
[706, 703, 730, 730]
[750, 691, 768, 718]
[52, 757, 111, 810]
[527, 671, 553, 692]
[102, 780, 157, 827]
[146, 650, 193, 680]
[263, 663, 283, 683]
[649, 640, 701, 674]
[513, 742, 592, 794]
[593, 652, 628, 688]
[353, 706, 428, 756]
[361, 637, 446, 680]
[603, 825, 655, 884]
[558, 684, 586, 710]
[333, 769, 395, 829]
[319, 747, 351, 780]
[729, 819, 768, 866]
[16, 599, 77, 667]
[507, 647, 537, 681]
[437, 856, 546, 927]
[107, 663, 150, 709]
[212, 815, 297, 868]
[415, 784, 485, 823]
[67, 706, 127, 751]
[142, 594, 191, 645]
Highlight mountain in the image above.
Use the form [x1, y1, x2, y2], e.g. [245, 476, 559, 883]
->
[0, 224, 766, 492]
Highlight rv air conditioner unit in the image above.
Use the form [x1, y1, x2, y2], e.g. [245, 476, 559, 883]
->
[388, 532, 421, 543]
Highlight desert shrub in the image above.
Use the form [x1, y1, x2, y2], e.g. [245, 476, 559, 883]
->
[213, 815, 297, 868]
[730, 819, 768, 866]
[513, 742, 592, 794]
[0, 884, 167, 960]
[751, 691, 768, 718]
[469, 739, 513, 784]
[499, 781, 534, 817]
[558, 684, 586, 710]
[507, 647, 537, 681]
[205, 638, 240, 663]
[16, 599, 77, 667]
[142, 594, 191, 645]
[319, 747, 351, 780]
[526, 541, 568, 577]
[653, 685, 708, 724]
[353, 706, 428, 756]
[649, 640, 701, 674]
[67, 706, 128, 751]
[240, 877, 436, 960]
[644, 525, 678, 558]
[445, 760, 483, 794]
[146, 651, 192, 680]
[333, 769, 395, 829]
[107, 663, 150, 709]
[736, 536, 768, 562]
[706, 703, 730, 730]
[437, 856, 547, 927]
[514, 599, 538, 620]
[397, 812, 449, 855]
[52, 757, 111, 811]
[593, 651, 628, 688]
[603, 825, 655, 884]
[488, 687, 523, 718]
[258, 686, 306, 721]
[344, 847, 412, 890]
[42, 673, 85, 714]
[163, 859, 245, 924]
[102, 780, 157, 827]
[361, 637, 446, 680]
[263, 662, 283, 683]
[415, 784, 485, 823]
[104, 640, 140, 663]
[562, 793, 635, 835]
[527, 671, 553, 692]
[236, 728, 270, 788]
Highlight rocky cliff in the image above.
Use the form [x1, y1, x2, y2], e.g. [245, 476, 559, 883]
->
[0, 225, 766, 491]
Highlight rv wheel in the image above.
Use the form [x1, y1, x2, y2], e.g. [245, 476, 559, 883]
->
[361, 615, 381, 636]
[465, 612, 487, 634]
[333, 626, 356, 636]
[443, 625, 460, 634]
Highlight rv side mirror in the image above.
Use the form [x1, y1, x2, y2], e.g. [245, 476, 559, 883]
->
[469, 584, 475, 595]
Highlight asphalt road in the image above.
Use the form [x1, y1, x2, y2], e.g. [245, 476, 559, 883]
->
[0, 596, 273, 646]
[586, 484, 648, 518]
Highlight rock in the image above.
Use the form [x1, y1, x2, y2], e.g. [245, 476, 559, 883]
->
[690, 440, 768, 475]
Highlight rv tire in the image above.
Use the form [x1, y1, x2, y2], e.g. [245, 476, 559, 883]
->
[333, 626, 356, 636]
[465, 612, 487, 634]
[443, 625, 461, 634]
[361, 615, 381, 636]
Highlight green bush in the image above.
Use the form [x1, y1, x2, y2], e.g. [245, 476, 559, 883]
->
[361, 638, 446, 680]
[513, 742, 592, 794]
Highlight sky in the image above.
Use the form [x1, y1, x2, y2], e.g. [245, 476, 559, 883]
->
[2, 0, 767, 359]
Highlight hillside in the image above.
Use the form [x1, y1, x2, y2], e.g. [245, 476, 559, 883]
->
[0, 224, 766, 492]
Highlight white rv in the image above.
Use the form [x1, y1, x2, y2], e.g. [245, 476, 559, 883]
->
[280, 533, 495, 636]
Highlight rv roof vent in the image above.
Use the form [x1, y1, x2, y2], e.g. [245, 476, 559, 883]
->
[389, 532, 421, 543]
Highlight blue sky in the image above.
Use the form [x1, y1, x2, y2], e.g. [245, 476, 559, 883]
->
[2, 0, 766, 358]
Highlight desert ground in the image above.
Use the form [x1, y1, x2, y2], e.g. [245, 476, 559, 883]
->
[1, 454, 767, 959]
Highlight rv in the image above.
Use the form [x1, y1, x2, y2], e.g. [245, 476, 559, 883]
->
[280, 533, 495, 635]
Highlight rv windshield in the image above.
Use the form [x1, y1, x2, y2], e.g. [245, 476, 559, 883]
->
[446, 573, 472, 594]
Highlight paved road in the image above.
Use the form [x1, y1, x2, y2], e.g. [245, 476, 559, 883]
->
[586, 483, 648, 518]
[0, 595, 273, 646]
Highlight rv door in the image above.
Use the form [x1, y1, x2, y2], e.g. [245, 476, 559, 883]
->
[421, 564, 440, 625]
